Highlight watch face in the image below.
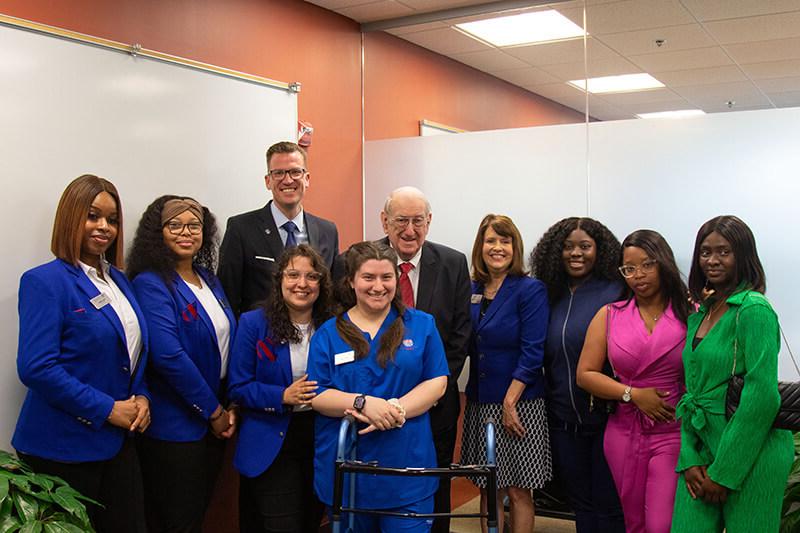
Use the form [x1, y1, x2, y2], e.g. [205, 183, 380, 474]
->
[622, 388, 632, 403]
[353, 395, 366, 411]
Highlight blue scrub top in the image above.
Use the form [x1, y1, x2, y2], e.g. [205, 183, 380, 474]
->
[308, 307, 449, 509]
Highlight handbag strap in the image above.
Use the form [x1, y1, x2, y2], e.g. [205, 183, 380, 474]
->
[730, 293, 800, 378]
[605, 304, 618, 378]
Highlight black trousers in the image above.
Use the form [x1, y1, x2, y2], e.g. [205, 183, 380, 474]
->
[429, 381, 461, 533]
[137, 432, 226, 533]
[239, 410, 323, 533]
[18, 438, 146, 533]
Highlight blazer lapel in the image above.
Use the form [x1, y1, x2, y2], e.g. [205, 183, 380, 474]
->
[477, 276, 519, 331]
[258, 201, 285, 259]
[306, 212, 320, 250]
[109, 267, 147, 376]
[204, 271, 237, 339]
[73, 265, 127, 352]
[174, 273, 219, 349]
[279, 342, 292, 384]
[416, 242, 437, 312]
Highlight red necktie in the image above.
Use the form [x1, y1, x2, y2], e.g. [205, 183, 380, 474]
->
[399, 262, 415, 308]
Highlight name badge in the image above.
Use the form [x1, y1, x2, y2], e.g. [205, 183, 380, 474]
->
[91, 293, 112, 309]
[471, 294, 483, 304]
[334, 350, 355, 366]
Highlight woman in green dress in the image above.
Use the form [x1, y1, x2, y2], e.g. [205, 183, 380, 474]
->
[672, 215, 793, 532]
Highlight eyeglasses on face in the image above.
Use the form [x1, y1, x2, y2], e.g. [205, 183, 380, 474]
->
[268, 168, 307, 181]
[282, 270, 323, 284]
[618, 259, 658, 278]
[390, 216, 427, 229]
[165, 221, 203, 235]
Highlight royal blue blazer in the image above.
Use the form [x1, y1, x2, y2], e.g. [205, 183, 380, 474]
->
[12, 259, 150, 462]
[228, 310, 296, 478]
[466, 275, 549, 404]
[132, 267, 236, 442]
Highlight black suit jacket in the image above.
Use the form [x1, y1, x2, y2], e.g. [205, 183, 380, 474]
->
[218, 200, 339, 316]
[377, 237, 472, 432]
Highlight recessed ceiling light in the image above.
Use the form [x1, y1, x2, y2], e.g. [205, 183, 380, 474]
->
[455, 10, 585, 47]
[568, 73, 665, 94]
[637, 109, 706, 119]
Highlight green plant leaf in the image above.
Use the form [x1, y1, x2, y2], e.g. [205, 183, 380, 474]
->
[43, 522, 86, 533]
[0, 477, 9, 503]
[25, 476, 53, 493]
[12, 492, 39, 523]
[1, 496, 13, 516]
[0, 514, 21, 533]
[780, 506, 800, 533]
[18, 521, 42, 533]
[49, 489, 90, 527]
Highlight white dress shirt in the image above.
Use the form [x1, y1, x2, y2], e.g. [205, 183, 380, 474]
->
[187, 278, 232, 379]
[270, 202, 308, 246]
[291, 322, 313, 412]
[392, 246, 422, 306]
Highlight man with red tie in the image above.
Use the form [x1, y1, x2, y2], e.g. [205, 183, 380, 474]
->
[379, 186, 471, 533]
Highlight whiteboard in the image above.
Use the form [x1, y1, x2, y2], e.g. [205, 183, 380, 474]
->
[365, 107, 800, 380]
[0, 23, 297, 450]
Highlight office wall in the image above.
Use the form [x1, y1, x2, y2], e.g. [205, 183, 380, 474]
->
[365, 31, 585, 140]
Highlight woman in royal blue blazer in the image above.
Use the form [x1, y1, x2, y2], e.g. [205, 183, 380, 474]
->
[127, 196, 237, 533]
[13, 174, 150, 533]
[228, 244, 333, 533]
[460, 215, 551, 533]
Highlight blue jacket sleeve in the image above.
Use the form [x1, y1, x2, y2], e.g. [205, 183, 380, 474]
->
[511, 280, 549, 385]
[17, 271, 114, 428]
[133, 273, 220, 420]
[227, 313, 286, 413]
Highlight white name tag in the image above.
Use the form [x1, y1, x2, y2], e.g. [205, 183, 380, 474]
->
[90, 293, 112, 309]
[255, 255, 275, 262]
[471, 294, 483, 304]
[334, 350, 355, 365]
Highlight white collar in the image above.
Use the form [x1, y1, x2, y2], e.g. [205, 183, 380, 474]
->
[270, 201, 304, 232]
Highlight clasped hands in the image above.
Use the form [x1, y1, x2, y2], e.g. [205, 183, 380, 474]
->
[107, 395, 151, 433]
[345, 396, 405, 435]
[684, 465, 728, 504]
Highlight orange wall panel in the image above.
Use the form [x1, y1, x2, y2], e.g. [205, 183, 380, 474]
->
[0, 0, 364, 247]
[365, 31, 583, 139]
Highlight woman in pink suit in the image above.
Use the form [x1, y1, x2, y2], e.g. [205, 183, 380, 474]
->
[577, 230, 690, 533]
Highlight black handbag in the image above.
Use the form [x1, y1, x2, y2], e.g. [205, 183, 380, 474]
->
[724, 300, 800, 431]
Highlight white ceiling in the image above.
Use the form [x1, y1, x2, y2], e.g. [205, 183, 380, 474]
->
[304, 0, 800, 120]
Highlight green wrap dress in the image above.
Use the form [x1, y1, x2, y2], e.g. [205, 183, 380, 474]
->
[671, 289, 793, 532]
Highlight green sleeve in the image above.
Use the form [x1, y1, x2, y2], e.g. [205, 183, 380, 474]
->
[707, 303, 780, 489]
[676, 418, 711, 472]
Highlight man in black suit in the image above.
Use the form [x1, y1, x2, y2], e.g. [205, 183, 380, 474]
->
[218, 141, 338, 316]
[379, 186, 471, 533]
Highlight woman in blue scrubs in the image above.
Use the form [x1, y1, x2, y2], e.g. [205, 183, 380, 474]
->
[308, 241, 449, 533]
[127, 195, 237, 532]
[13, 174, 149, 533]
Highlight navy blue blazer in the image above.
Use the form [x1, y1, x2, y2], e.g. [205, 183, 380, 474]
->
[228, 310, 296, 478]
[466, 275, 549, 404]
[13, 259, 149, 462]
[132, 267, 236, 442]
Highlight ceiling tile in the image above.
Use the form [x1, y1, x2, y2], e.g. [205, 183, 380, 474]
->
[400, 27, 491, 55]
[503, 37, 618, 67]
[654, 65, 747, 87]
[306, 0, 378, 9]
[767, 90, 800, 108]
[742, 59, 800, 80]
[614, 99, 697, 114]
[396, 0, 488, 10]
[703, 11, 800, 44]
[680, 0, 800, 22]
[527, 82, 587, 102]
[724, 37, 800, 65]
[599, 87, 682, 106]
[540, 55, 641, 80]
[673, 81, 772, 109]
[385, 21, 450, 36]
[629, 46, 733, 72]
[337, 0, 414, 22]
[755, 75, 800, 92]
[596, 24, 715, 56]
[494, 67, 561, 87]
[703, 103, 773, 113]
[558, 0, 695, 36]
[450, 49, 530, 72]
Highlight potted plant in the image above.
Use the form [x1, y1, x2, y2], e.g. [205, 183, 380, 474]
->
[782, 433, 800, 533]
[0, 450, 97, 532]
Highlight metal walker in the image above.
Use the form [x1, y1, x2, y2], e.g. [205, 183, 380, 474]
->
[331, 415, 499, 533]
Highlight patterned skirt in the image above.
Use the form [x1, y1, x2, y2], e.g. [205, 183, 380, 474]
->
[460, 398, 552, 489]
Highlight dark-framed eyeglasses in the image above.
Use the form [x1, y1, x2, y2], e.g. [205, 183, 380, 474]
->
[618, 259, 658, 278]
[282, 270, 323, 284]
[165, 221, 203, 235]
[390, 216, 427, 229]
[268, 168, 307, 181]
